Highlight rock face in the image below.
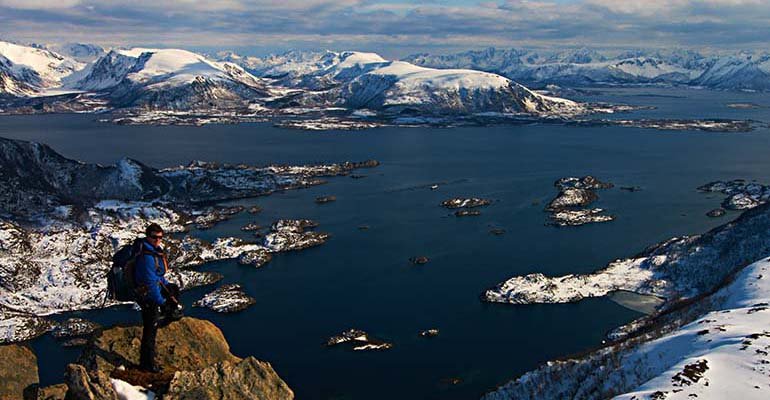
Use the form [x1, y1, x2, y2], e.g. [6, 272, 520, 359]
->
[76, 317, 293, 399]
[0, 344, 38, 400]
[64, 364, 118, 400]
[80, 318, 238, 373]
[164, 357, 293, 400]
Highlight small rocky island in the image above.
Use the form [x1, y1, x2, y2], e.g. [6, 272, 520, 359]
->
[545, 176, 614, 226]
[193, 284, 257, 313]
[441, 197, 492, 209]
[698, 179, 770, 210]
[326, 329, 393, 351]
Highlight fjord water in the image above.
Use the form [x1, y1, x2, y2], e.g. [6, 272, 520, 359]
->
[5, 88, 770, 399]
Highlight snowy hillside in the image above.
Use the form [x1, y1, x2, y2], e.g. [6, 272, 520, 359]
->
[255, 51, 586, 116]
[0, 40, 84, 95]
[484, 256, 770, 400]
[692, 53, 770, 91]
[404, 47, 718, 87]
[74, 48, 272, 110]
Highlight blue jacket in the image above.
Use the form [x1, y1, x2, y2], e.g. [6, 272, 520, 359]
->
[134, 240, 169, 305]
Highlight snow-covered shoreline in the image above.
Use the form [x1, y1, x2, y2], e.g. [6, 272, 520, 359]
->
[484, 255, 770, 400]
[0, 136, 377, 344]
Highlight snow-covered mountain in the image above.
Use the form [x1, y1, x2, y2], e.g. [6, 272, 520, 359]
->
[404, 47, 714, 87]
[73, 48, 273, 110]
[238, 50, 585, 116]
[692, 53, 770, 91]
[46, 43, 105, 63]
[0, 40, 85, 96]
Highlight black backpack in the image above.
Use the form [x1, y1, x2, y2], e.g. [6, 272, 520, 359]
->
[107, 239, 144, 302]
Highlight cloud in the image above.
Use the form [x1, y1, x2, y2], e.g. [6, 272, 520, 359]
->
[0, 0, 768, 56]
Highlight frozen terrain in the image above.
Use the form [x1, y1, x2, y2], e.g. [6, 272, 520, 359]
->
[484, 256, 770, 400]
[0, 136, 377, 343]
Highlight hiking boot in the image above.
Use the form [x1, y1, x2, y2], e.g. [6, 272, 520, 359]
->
[140, 363, 161, 373]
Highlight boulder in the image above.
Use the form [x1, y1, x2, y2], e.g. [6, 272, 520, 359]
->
[75, 317, 293, 399]
[0, 344, 38, 400]
[79, 317, 239, 373]
[164, 357, 294, 400]
[64, 364, 117, 400]
[36, 384, 67, 400]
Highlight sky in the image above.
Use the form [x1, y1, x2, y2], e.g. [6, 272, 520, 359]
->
[0, 0, 768, 58]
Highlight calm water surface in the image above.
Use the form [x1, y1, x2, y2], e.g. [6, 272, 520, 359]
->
[4, 88, 770, 399]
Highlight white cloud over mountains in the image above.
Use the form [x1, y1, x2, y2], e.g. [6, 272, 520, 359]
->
[0, 0, 767, 55]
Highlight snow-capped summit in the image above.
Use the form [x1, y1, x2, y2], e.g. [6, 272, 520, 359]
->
[0, 40, 84, 95]
[268, 50, 585, 116]
[74, 47, 271, 110]
[692, 53, 770, 91]
[47, 43, 105, 63]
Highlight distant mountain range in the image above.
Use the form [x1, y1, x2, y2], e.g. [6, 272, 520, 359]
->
[0, 40, 583, 118]
[402, 47, 770, 91]
[2, 40, 769, 122]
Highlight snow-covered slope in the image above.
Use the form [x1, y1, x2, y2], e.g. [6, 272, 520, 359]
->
[74, 48, 272, 110]
[484, 256, 770, 400]
[692, 53, 770, 91]
[0, 40, 84, 95]
[47, 43, 105, 63]
[404, 47, 715, 87]
[259, 51, 586, 116]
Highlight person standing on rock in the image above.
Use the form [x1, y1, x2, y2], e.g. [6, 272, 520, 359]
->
[135, 223, 182, 372]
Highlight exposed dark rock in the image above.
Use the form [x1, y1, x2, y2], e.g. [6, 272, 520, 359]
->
[240, 222, 262, 231]
[698, 179, 770, 210]
[193, 284, 256, 313]
[192, 205, 244, 229]
[546, 188, 598, 211]
[36, 384, 68, 400]
[620, 186, 642, 192]
[549, 209, 615, 227]
[50, 318, 101, 340]
[315, 195, 337, 204]
[79, 318, 240, 374]
[0, 344, 38, 400]
[265, 219, 329, 251]
[419, 329, 439, 338]
[546, 176, 614, 226]
[455, 209, 481, 217]
[164, 357, 294, 400]
[489, 228, 506, 235]
[706, 208, 726, 218]
[326, 329, 393, 351]
[64, 364, 118, 400]
[410, 256, 430, 265]
[441, 198, 491, 209]
[555, 176, 614, 190]
[238, 249, 272, 267]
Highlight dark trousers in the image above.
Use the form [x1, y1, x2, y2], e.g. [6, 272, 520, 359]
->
[138, 283, 180, 369]
[139, 301, 160, 369]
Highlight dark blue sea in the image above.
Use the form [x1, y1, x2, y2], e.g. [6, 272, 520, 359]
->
[3, 87, 770, 399]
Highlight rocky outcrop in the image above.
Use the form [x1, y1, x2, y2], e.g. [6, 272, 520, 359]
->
[0, 344, 38, 400]
[164, 357, 293, 400]
[79, 318, 238, 373]
[75, 317, 293, 399]
[64, 364, 117, 400]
